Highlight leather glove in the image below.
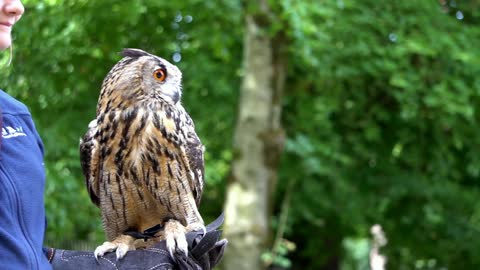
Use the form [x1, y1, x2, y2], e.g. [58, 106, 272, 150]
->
[45, 214, 227, 270]
[175, 214, 228, 270]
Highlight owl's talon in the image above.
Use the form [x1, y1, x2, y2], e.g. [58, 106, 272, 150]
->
[187, 222, 206, 236]
[94, 251, 100, 263]
[164, 219, 190, 258]
[115, 243, 132, 260]
[94, 241, 116, 260]
[166, 234, 188, 258]
[94, 235, 136, 261]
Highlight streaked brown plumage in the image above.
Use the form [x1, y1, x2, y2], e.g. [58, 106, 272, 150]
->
[80, 48, 205, 259]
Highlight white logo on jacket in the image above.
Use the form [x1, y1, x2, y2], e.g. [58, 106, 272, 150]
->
[2, 126, 26, 139]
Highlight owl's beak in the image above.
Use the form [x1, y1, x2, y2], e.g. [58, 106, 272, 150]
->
[160, 85, 181, 105]
[172, 91, 180, 104]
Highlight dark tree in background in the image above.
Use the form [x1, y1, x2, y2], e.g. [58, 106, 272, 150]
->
[2, 0, 480, 269]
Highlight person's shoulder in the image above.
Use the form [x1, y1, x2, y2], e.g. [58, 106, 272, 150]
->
[0, 89, 30, 116]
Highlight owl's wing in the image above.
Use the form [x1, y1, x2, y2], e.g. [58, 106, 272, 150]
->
[182, 129, 205, 206]
[79, 119, 100, 206]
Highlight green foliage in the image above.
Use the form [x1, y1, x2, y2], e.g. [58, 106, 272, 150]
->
[279, 0, 480, 269]
[341, 237, 370, 270]
[1, 0, 479, 269]
[261, 239, 296, 268]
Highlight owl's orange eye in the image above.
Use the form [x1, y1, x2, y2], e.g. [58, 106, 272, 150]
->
[153, 68, 167, 82]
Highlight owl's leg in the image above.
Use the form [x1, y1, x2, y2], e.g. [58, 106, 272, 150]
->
[164, 219, 206, 258]
[94, 234, 136, 260]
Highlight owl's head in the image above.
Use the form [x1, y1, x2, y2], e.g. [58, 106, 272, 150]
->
[106, 48, 183, 105]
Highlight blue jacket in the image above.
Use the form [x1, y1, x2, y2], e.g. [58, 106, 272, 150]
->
[0, 90, 52, 270]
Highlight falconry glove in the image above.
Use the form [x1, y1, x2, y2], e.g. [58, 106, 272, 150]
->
[45, 214, 227, 270]
[175, 214, 228, 270]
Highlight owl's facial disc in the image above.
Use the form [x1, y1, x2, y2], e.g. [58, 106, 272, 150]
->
[150, 60, 182, 105]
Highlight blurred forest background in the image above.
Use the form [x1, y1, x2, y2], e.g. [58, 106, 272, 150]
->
[1, 0, 480, 269]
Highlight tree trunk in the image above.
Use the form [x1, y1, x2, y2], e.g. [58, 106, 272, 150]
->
[223, 1, 286, 269]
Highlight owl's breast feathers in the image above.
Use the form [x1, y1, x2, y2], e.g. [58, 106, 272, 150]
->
[80, 100, 205, 230]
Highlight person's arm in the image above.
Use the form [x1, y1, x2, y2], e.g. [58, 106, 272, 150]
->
[44, 214, 227, 270]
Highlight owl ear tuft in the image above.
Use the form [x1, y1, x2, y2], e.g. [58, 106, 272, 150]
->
[121, 48, 151, 59]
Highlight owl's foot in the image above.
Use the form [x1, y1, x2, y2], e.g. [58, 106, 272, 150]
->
[94, 234, 136, 261]
[186, 222, 206, 236]
[164, 220, 206, 258]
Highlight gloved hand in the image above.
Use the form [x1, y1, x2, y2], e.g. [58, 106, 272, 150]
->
[45, 214, 227, 270]
[175, 214, 228, 270]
